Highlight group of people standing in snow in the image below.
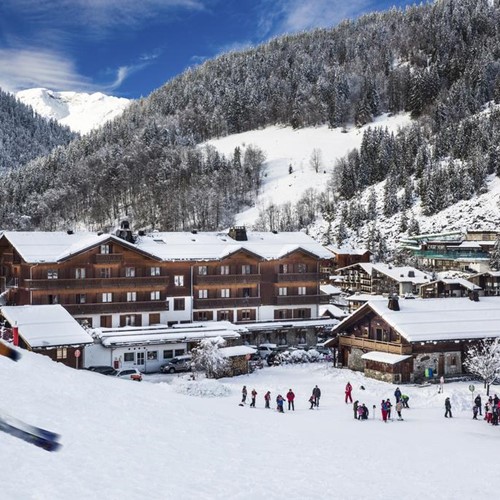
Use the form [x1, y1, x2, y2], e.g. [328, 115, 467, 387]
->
[471, 393, 500, 425]
[352, 384, 409, 422]
[241, 385, 321, 412]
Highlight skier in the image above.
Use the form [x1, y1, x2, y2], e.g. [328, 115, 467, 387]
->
[381, 400, 388, 423]
[345, 382, 353, 404]
[362, 404, 369, 420]
[357, 403, 364, 420]
[250, 389, 257, 408]
[444, 397, 452, 418]
[401, 394, 410, 408]
[264, 391, 271, 409]
[472, 404, 478, 420]
[474, 394, 482, 416]
[394, 387, 402, 403]
[396, 400, 403, 420]
[309, 394, 315, 410]
[439, 375, 445, 394]
[286, 389, 295, 411]
[385, 399, 392, 420]
[313, 385, 321, 407]
[276, 394, 285, 413]
[353, 400, 359, 419]
[241, 385, 247, 404]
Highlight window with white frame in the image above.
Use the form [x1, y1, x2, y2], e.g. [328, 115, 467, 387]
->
[241, 264, 251, 275]
[198, 289, 208, 299]
[298, 286, 306, 295]
[150, 291, 160, 301]
[220, 265, 230, 275]
[241, 310, 251, 321]
[174, 275, 184, 287]
[279, 264, 288, 274]
[278, 287, 288, 296]
[100, 244, 110, 254]
[151, 266, 160, 276]
[127, 292, 137, 302]
[297, 263, 307, 273]
[100, 267, 111, 278]
[221, 288, 230, 298]
[75, 268, 86, 279]
[102, 292, 112, 303]
[125, 267, 135, 277]
[47, 269, 58, 279]
[76, 294, 86, 304]
[198, 265, 207, 275]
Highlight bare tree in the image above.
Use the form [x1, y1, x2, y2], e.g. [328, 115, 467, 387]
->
[309, 148, 322, 173]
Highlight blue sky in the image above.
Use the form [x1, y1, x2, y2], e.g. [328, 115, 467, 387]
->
[0, 0, 419, 99]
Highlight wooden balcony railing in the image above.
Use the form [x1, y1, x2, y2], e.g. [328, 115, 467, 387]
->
[24, 276, 168, 290]
[339, 335, 412, 355]
[193, 297, 260, 309]
[277, 273, 321, 283]
[195, 274, 261, 285]
[94, 253, 124, 264]
[275, 294, 327, 305]
[64, 301, 168, 315]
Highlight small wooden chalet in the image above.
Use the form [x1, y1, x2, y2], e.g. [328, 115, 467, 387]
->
[418, 278, 481, 298]
[469, 271, 500, 296]
[0, 304, 93, 368]
[219, 345, 257, 377]
[325, 295, 500, 384]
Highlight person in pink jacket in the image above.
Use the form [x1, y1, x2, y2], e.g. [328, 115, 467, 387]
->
[286, 389, 295, 411]
[345, 382, 353, 403]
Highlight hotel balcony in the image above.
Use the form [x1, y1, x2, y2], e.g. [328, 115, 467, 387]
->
[193, 297, 261, 309]
[64, 301, 168, 315]
[339, 335, 412, 355]
[24, 276, 168, 291]
[276, 272, 322, 283]
[195, 274, 261, 285]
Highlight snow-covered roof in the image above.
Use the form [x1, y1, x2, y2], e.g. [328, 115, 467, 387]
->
[325, 246, 371, 256]
[134, 231, 332, 261]
[319, 304, 348, 318]
[457, 241, 482, 249]
[0, 305, 93, 348]
[243, 318, 339, 331]
[361, 351, 412, 365]
[420, 278, 481, 291]
[219, 346, 256, 358]
[347, 297, 500, 342]
[94, 322, 246, 347]
[320, 284, 342, 295]
[338, 262, 430, 284]
[1, 230, 331, 264]
[346, 294, 386, 302]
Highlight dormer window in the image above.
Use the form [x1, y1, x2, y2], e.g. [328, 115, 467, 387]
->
[100, 244, 110, 254]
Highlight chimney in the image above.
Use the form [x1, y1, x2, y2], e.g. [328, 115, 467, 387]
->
[228, 226, 248, 241]
[388, 295, 400, 311]
[116, 220, 135, 243]
[408, 270, 415, 278]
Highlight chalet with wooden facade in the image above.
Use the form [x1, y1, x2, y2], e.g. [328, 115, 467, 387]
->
[400, 230, 498, 273]
[0, 226, 331, 347]
[418, 278, 481, 298]
[469, 271, 500, 296]
[326, 296, 500, 384]
[337, 263, 430, 303]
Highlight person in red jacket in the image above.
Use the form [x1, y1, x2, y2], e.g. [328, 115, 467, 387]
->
[345, 382, 353, 404]
[286, 389, 295, 411]
[264, 391, 271, 409]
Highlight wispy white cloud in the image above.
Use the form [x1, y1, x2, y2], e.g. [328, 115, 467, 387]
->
[3, 0, 206, 32]
[257, 0, 373, 37]
[0, 48, 94, 93]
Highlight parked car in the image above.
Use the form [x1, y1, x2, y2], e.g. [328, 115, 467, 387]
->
[86, 365, 117, 375]
[160, 355, 193, 374]
[248, 352, 264, 371]
[257, 344, 277, 359]
[114, 368, 142, 381]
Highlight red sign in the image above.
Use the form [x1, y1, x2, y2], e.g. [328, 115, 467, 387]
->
[74, 349, 81, 358]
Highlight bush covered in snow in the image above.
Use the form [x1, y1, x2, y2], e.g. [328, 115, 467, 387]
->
[170, 377, 232, 398]
[272, 348, 325, 365]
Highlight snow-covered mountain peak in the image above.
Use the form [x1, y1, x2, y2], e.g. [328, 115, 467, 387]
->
[15, 88, 131, 135]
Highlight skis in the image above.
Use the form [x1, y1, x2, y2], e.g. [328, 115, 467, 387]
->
[0, 411, 61, 452]
[0, 341, 20, 362]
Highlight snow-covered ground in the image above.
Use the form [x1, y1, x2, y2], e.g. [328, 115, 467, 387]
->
[2, 347, 498, 500]
[16, 88, 131, 135]
[206, 114, 411, 227]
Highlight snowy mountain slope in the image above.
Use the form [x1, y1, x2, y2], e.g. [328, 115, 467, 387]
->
[16, 88, 131, 135]
[1, 346, 497, 499]
[207, 111, 500, 252]
[206, 113, 411, 227]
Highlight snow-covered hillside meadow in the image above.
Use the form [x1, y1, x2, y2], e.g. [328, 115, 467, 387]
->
[206, 114, 411, 228]
[16, 88, 131, 135]
[2, 347, 498, 500]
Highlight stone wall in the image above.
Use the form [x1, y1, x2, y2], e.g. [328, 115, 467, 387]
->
[348, 347, 365, 372]
[364, 368, 396, 384]
[413, 351, 462, 381]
